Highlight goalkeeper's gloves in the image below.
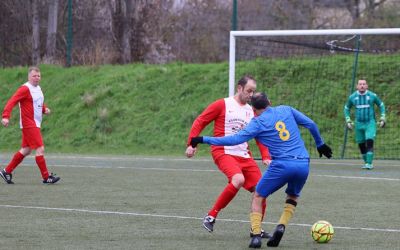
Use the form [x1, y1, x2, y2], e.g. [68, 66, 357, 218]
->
[378, 118, 386, 128]
[317, 144, 332, 159]
[346, 122, 353, 130]
[190, 136, 203, 148]
[345, 118, 353, 130]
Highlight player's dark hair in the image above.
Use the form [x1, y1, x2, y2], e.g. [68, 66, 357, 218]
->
[251, 92, 270, 110]
[237, 74, 255, 88]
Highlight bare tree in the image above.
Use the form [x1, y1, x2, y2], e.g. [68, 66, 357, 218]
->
[345, 0, 361, 20]
[121, 0, 134, 63]
[32, 0, 40, 65]
[1, 0, 34, 66]
[345, 0, 388, 21]
[44, 0, 59, 64]
[1, 0, 399, 67]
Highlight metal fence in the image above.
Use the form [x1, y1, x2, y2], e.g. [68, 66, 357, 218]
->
[233, 32, 400, 159]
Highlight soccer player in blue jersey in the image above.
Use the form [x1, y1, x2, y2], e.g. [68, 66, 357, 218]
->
[344, 79, 386, 170]
[190, 92, 332, 248]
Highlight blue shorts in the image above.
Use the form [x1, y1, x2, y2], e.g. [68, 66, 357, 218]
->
[256, 159, 309, 198]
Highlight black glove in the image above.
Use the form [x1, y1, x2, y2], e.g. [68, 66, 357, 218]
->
[317, 144, 332, 159]
[190, 137, 203, 148]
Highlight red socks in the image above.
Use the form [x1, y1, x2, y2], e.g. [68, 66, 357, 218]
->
[208, 183, 239, 218]
[5, 152, 25, 173]
[5, 152, 49, 180]
[35, 155, 49, 180]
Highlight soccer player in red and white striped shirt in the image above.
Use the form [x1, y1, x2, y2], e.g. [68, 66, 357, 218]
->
[0, 67, 60, 184]
[186, 75, 271, 236]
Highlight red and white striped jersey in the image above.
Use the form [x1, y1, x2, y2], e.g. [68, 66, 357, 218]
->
[2, 82, 47, 128]
[187, 96, 270, 160]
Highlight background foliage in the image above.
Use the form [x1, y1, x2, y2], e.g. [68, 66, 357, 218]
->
[1, 0, 400, 67]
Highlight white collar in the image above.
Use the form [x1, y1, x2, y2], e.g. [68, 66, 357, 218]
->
[357, 90, 368, 95]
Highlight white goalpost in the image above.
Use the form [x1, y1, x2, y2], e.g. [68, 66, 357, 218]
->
[227, 28, 400, 160]
[228, 28, 400, 96]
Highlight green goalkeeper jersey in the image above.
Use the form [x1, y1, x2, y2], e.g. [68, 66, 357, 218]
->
[344, 90, 385, 123]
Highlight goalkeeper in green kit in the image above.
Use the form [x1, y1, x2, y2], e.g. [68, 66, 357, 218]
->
[344, 79, 386, 170]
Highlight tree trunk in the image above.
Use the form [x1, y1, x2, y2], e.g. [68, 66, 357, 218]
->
[121, 0, 134, 64]
[32, 0, 40, 65]
[44, 0, 59, 64]
[346, 0, 360, 20]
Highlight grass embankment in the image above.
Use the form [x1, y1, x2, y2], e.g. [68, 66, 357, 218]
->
[0, 63, 228, 156]
[0, 54, 398, 158]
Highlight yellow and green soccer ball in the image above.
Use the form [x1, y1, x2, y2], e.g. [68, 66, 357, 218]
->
[311, 220, 334, 243]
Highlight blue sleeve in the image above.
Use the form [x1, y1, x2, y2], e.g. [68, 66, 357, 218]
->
[290, 107, 324, 147]
[203, 119, 261, 146]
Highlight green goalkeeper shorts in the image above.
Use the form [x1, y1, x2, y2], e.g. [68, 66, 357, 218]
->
[355, 120, 376, 143]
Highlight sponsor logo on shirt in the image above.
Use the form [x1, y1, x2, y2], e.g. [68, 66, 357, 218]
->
[232, 123, 245, 133]
[356, 104, 370, 108]
[229, 118, 248, 133]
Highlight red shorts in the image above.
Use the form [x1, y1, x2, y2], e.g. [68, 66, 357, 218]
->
[213, 154, 262, 192]
[21, 127, 44, 149]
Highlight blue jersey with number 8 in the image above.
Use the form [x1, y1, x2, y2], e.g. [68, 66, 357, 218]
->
[203, 105, 324, 160]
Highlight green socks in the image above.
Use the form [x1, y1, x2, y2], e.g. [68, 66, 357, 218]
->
[366, 152, 374, 165]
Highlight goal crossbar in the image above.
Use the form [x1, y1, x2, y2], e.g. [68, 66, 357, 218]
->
[229, 28, 400, 96]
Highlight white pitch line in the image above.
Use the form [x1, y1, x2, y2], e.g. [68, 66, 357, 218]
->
[43, 155, 212, 162]
[310, 161, 400, 167]
[12, 163, 400, 181]
[17, 163, 218, 172]
[16, 154, 400, 167]
[0, 204, 399, 233]
[313, 174, 400, 181]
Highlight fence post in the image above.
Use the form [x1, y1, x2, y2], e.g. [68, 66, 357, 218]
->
[231, 0, 237, 31]
[66, 0, 73, 67]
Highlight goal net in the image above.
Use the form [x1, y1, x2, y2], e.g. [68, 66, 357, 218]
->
[229, 29, 400, 159]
